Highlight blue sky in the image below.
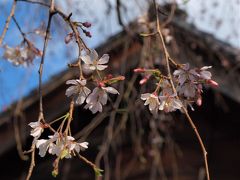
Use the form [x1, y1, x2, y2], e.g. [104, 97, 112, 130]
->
[0, 0, 239, 111]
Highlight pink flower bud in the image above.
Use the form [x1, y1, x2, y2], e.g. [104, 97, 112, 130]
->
[134, 68, 145, 73]
[116, 76, 125, 81]
[84, 30, 92, 38]
[207, 79, 218, 87]
[196, 96, 202, 106]
[140, 77, 148, 85]
[98, 82, 105, 87]
[153, 92, 158, 96]
[82, 22, 91, 28]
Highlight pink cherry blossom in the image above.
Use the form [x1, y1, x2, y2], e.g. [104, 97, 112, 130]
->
[81, 49, 109, 71]
[141, 93, 160, 114]
[65, 79, 91, 105]
[159, 94, 182, 112]
[84, 86, 119, 113]
[28, 121, 44, 139]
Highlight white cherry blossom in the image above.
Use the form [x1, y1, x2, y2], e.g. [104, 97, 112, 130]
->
[141, 93, 160, 114]
[3, 45, 26, 66]
[173, 63, 198, 85]
[36, 133, 59, 157]
[28, 121, 44, 139]
[177, 82, 197, 98]
[199, 66, 212, 80]
[84, 86, 119, 113]
[81, 49, 109, 71]
[36, 133, 89, 158]
[3, 43, 41, 66]
[159, 94, 182, 112]
[65, 79, 91, 105]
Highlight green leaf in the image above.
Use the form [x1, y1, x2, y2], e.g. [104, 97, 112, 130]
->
[52, 170, 58, 177]
[94, 167, 104, 177]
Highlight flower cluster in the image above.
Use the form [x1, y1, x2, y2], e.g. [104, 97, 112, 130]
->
[135, 62, 218, 114]
[141, 82, 183, 114]
[173, 63, 218, 107]
[36, 133, 88, 158]
[3, 41, 42, 66]
[65, 49, 124, 114]
[28, 121, 88, 159]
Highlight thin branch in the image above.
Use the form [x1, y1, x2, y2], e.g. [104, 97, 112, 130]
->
[0, 0, 17, 46]
[153, 1, 210, 180]
[12, 15, 27, 40]
[26, 1, 55, 179]
[38, 1, 55, 120]
[26, 144, 36, 180]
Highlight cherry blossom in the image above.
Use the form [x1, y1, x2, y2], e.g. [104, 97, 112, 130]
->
[199, 66, 212, 80]
[28, 121, 44, 139]
[173, 64, 214, 99]
[81, 49, 109, 71]
[84, 86, 119, 113]
[177, 82, 197, 98]
[36, 133, 88, 158]
[159, 94, 182, 112]
[173, 63, 198, 86]
[3, 45, 26, 66]
[36, 133, 59, 157]
[141, 93, 160, 114]
[65, 79, 91, 105]
[159, 80, 173, 96]
[3, 43, 41, 66]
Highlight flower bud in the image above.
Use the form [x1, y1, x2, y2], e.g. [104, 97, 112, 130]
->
[134, 68, 145, 73]
[98, 82, 105, 87]
[117, 76, 125, 81]
[82, 22, 91, 28]
[196, 96, 202, 106]
[140, 77, 148, 85]
[83, 30, 92, 38]
[207, 79, 219, 87]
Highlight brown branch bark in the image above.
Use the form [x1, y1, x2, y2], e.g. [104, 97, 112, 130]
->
[0, 0, 17, 46]
[153, 1, 210, 180]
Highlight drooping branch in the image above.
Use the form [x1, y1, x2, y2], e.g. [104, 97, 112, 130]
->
[153, 1, 210, 180]
[0, 0, 17, 46]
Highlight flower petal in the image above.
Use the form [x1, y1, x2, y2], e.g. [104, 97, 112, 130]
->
[65, 86, 78, 97]
[103, 87, 119, 94]
[66, 79, 78, 85]
[81, 55, 92, 65]
[90, 49, 98, 61]
[96, 65, 108, 70]
[98, 54, 109, 64]
[141, 93, 150, 100]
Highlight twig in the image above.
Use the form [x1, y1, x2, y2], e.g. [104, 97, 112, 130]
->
[38, 1, 55, 120]
[26, 144, 36, 180]
[153, 1, 210, 180]
[64, 99, 74, 135]
[12, 15, 27, 40]
[26, 1, 55, 179]
[0, 0, 17, 46]
[75, 152, 100, 173]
